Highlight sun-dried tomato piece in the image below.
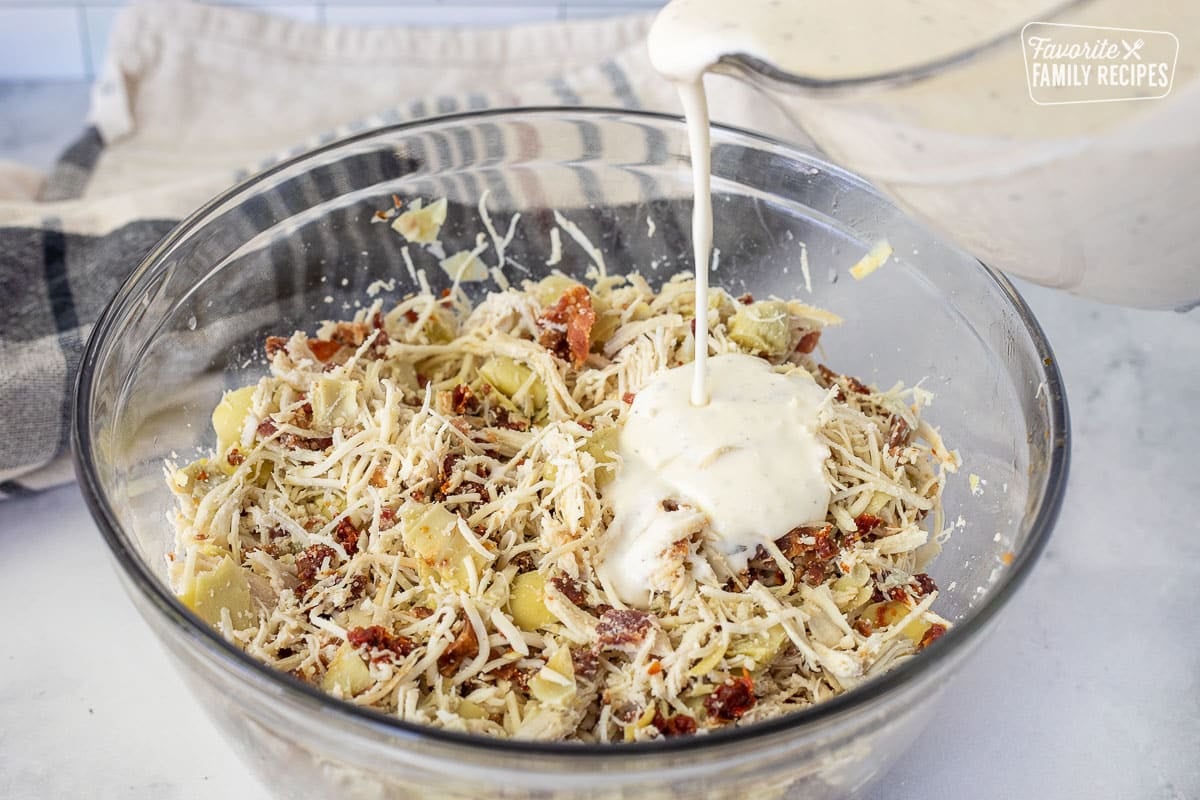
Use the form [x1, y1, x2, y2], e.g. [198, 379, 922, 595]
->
[887, 586, 909, 603]
[437, 621, 479, 677]
[451, 384, 479, 415]
[295, 544, 337, 591]
[853, 513, 885, 542]
[919, 623, 947, 650]
[596, 609, 654, 649]
[704, 672, 756, 722]
[912, 573, 938, 596]
[653, 711, 698, 738]
[331, 321, 370, 348]
[347, 625, 415, 662]
[755, 524, 840, 587]
[256, 419, 277, 438]
[334, 517, 361, 556]
[308, 339, 342, 362]
[796, 330, 821, 354]
[265, 336, 288, 358]
[537, 285, 596, 368]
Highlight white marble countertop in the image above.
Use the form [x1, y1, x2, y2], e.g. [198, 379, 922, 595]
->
[2, 82, 1198, 800]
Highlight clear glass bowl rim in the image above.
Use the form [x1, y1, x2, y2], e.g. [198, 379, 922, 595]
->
[71, 106, 1070, 761]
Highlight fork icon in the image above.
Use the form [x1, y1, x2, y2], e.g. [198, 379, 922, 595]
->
[1122, 38, 1145, 60]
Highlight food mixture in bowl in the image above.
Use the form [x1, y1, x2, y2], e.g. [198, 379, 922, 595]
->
[167, 200, 958, 742]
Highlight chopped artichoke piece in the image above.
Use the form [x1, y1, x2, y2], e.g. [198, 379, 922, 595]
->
[457, 699, 489, 720]
[172, 458, 213, 492]
[479, 356, 546, 416]
[686, 641, 728, 678]
[729, 625, 789, 666]
[391, 197, 447, 244]
[582, 426, 619, 487]
[440, 250, 488, 283]
[311, 377, 359, 429]
[322, 642, 373, 697]
[212, 385, 256, 456]
[400, 503, 485, 591]
[728, 300, 791, 357]
[508, 572, 557, 631]
[529, 646, 576, 706]
[179, 556, 255, 629]
[531, 274, 581, 307]
[858, 600, 931, 645]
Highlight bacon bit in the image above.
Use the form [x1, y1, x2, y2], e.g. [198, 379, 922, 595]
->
[403, 309, 419, 324]
[661, 499, 680, 512]
[571, 649, 600, 681]
[194, 468, 209, 482]
[652, 710, 698, 738]
[870, 584, 886, 604]
[537, 285, 596, 368]
[379, 507, 397, 530]
[410, 606, 434, 620]
[737, 293, 754, 305]
[279, 433, 334, 451]
[596, 609, 654, 649]
[370, 468, 388, 489]
[295, 544, 337, 591]
[796, 329, 821, 354]
[852, 617, 874, 636]
[409, 488, 426, 503]
[704, 671, 756, 722]
[334, 517, 361, 556]
[912, 573, 938, 596]
[451, 384, 479, 415]
[550, 575, 587, 606]
[330, 321, 370, 348]
[256, 419, 277, 438]
[347, 625, 415, 662]
[492, 407, 530, 432]
[391, 193, 403, 208]
[887, 586, 909, 603]
[437, 621, 480, 677]
[1001, 551, 1015, 566]
[919, 623, 948, 650]
[622, 392, 636, 405]
[816, 364, 870, 396]
[887, 416, 912, 455]
[265, 336, 288, 358]
[647, 660, 663, 676]
[226, 448, 245, 466]
[346, 574, 369, 601]
[308, 339, 342, 362]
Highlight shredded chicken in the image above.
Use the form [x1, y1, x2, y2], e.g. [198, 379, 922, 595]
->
[167, 207, 957, 743]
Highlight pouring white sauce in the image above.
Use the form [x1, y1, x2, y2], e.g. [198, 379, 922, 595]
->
[596, 354, 831, 607]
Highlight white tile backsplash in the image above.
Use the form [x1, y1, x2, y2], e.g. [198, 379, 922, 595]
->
[323, 4, 560, 27]
[0, 1, 663, 79]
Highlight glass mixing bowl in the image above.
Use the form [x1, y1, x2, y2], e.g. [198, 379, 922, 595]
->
[73, 108, 1068, 800]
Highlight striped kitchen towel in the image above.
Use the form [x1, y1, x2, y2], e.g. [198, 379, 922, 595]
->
[0, 0, 804, 498]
